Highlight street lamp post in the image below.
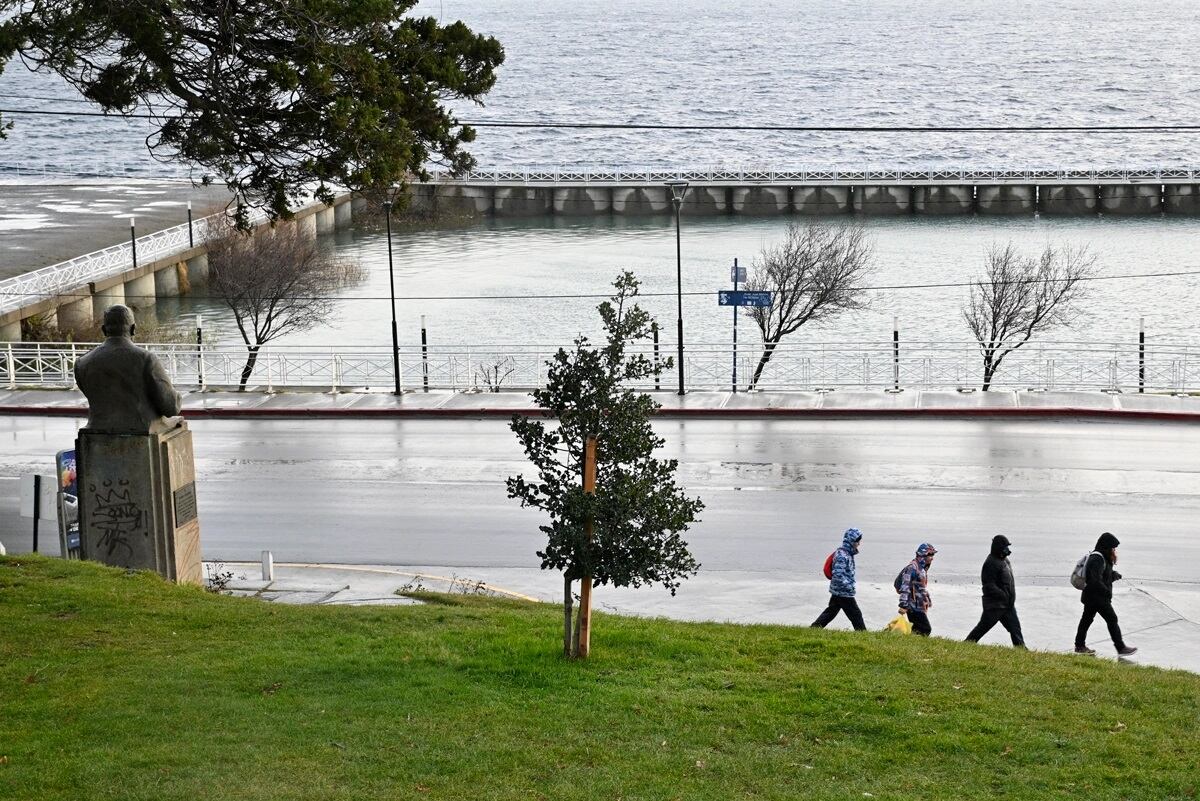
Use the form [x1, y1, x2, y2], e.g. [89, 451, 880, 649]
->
[665, 180, 689, 395]
[383, 200, 401, 395]
[129, 216, 138, 269]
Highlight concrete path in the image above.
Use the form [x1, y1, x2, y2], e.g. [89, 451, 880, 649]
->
[211, 561, 1200, 674]
[0, 179, 233, 279]
[3, 387, 1200, 420]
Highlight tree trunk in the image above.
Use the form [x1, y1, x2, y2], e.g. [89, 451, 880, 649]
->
[572, 596, 584, 657]
[563, 575, 574, 658]
[748, 340, 778, 391]
[239, 346, 261, 390]
[982, 352, 998, 392]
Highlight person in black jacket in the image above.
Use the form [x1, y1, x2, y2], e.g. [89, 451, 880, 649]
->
[965, 535, 1025, 647]
[1075, 532, 1137, 656]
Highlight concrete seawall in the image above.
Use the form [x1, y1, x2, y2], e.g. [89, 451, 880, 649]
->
[0, 195, 356, 342]
[421, 181, 1199, 219]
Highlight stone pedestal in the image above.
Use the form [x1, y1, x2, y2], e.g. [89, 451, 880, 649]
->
[76, 422, 202, 584]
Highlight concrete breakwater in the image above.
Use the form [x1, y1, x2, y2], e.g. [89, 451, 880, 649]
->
[411, 182, 1200, 217]
[0, 195, 360, 342]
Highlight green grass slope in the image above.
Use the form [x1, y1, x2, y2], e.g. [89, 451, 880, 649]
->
[1, 555, 1197, 801]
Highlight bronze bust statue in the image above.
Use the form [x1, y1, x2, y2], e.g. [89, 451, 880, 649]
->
[75, 305, 182, 433]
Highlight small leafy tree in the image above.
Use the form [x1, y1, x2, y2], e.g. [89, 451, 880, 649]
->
[746, 222, 874, 389]
[206, 224, 363, 388]
[508, 272, 703, 658]
[964, 242, 1096, 390]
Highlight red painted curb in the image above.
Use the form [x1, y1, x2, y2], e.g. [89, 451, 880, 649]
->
[1, 405, 1199, 422]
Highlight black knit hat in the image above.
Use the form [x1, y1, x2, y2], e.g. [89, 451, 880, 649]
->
[1095, 532, 1120, 551]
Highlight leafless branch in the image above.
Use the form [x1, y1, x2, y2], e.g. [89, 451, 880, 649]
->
[963, 242, 1096, 390]
[745, 222, 875, 389]
[205, 221, 364, 388]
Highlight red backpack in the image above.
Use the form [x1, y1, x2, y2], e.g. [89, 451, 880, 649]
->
[822, 552, 835, 580]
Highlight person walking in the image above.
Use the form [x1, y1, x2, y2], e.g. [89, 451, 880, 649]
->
[897, 543, 937, 636]
[965, 535, 1025, 647]
[811, 528, 867, 631]
[1075, 532, 1137, 657]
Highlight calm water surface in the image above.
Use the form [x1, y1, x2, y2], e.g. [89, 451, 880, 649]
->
[158, 215, 1200, 349]
[5, 0, 1200, 349]
[2, 0, 1200, 171]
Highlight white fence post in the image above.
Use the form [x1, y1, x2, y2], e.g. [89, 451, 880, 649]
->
[5, 343, 13, 389]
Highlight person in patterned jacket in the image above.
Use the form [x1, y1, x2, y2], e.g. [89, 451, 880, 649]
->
[898, 543, 938, 636]
[811, 528, 866, 631]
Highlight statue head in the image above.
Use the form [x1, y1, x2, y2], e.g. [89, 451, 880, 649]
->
[101, 305, 136, 338]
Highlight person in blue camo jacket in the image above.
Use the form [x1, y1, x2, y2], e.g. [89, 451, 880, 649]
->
[811, 528, 867, 631]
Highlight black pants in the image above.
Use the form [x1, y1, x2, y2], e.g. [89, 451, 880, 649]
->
[966, 606, 1026, 647]
[1076, 600, 1126, 650]
[811, 595, 866, 631]
[904, 609, 932, 636]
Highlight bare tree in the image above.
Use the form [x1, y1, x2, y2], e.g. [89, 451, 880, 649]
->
[746, 222, 874, 389]
[476, 356, 516, 392]
[964, 242, 1096, 391]
[207, 224, 364, 389]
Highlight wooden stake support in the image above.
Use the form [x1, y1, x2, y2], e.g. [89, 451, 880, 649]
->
[578, 435, 598, 658]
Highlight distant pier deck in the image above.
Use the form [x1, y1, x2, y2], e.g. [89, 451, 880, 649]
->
[414, 167, 1200, 217]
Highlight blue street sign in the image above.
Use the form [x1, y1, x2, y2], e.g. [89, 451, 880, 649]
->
[731, 265, 747, 283]
[718, 290, 773, 308]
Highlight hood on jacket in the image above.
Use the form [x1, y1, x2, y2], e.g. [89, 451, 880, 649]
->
[1095, 532, 1120, 552]
[916, 542, 937, 558]
[842, 528, 863, 553]
[990, 535, 1012, 558]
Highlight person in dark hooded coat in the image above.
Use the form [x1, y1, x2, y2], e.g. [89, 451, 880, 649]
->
[965, 535, 1025, 647]
[1075, 532, 1137, 656]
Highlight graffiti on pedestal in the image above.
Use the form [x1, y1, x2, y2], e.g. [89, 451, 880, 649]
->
[88, 478, 145, 559]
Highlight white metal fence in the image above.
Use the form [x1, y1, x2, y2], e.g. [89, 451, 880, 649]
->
[4, 340, 1197, 395]
[426, 166, 1200, 185]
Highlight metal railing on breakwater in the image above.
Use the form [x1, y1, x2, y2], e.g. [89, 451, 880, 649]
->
[5, 340, 1197, 395]
[413, 166, 1200, 217]
[425, 166, 1200, 186]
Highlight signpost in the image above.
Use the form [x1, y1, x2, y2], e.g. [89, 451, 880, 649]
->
[719, 275, 772, 392]
[717, 290, 773, 307]
[729, 259, 746, 392]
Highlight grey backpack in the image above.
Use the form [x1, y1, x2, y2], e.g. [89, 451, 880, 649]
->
[1070, 551, 1100, 590]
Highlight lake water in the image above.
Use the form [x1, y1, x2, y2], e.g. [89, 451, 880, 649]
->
[155, 215, 1200, 349]
[4, 0, 1200, 351]
[2, 0, 1200, 173]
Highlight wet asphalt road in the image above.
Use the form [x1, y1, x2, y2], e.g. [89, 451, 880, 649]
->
[2, 415, 1198, 586]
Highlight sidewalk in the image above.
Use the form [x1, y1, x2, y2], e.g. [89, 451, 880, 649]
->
[4, 387, 1200, 420]
[212, 561, 1200, 674]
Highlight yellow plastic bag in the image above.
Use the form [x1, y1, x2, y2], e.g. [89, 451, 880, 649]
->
[885, 614, 912, 635]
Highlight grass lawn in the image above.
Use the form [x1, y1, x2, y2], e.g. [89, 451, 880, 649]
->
[2, 555, 1198, 801]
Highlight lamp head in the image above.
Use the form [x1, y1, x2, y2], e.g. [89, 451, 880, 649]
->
[664, 179, 689, 203]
